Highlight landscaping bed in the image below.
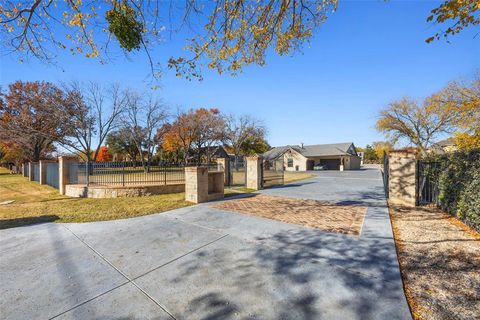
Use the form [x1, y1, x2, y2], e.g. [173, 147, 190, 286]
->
[390, 205, 480, 320]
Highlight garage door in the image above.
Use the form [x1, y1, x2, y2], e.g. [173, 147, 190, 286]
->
[321, 159, 341, 170]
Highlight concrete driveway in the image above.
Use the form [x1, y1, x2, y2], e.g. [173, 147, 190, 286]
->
[0, 166, 411, 320]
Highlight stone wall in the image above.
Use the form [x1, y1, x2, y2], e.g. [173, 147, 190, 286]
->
[66, 183, 185, 198]
[388, 151, 417, 207]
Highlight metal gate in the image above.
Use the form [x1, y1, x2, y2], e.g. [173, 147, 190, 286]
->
[417, 160, 442, 205]
[261, 158, 284, 188]
[228, 158, 246, 187]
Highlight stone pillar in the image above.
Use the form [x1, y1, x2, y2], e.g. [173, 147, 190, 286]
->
[246, 155, 262, 190]
[216, 157, 229, 185]
[388, 150, 417, 207]
[28, 162, 34, 181]
[39, 160, 55, 185]
[185, 166, 209, 203]
[22, 163, 26, 177]
[59, 156, 78, 195]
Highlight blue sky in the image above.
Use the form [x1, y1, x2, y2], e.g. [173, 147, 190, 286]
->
[1, 0, 478, 148]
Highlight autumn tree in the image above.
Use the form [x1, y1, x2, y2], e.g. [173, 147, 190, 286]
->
[189, 108, 225, 163]
[426, 0, 480, 43]
[223, 114, 266, 164]
[0, 81, 73, 161]
[372, 141, 393, 162]
[0, 1, 338, 80]
[0, 141, 26, 166]
[428, 74, 480, 150]
[161, 123, 186, 163]
[61, 82, 126, 163]
[96, 146, 112, 162]
[376, 94, 465, 156]
[361, 145, 378, 163]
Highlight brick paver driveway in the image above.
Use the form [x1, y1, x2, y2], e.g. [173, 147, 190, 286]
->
[213, 194, 368, 235]
[0, 166, 411, 319]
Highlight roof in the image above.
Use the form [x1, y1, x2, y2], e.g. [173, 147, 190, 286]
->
[434, 138, 456, 147]
[263, 142, 357, 160]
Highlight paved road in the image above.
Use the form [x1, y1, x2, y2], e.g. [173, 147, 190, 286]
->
[0, 166, 411, 320]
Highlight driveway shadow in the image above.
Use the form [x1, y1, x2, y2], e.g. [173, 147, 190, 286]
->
[152, 228, 410, 320]
[0, 215, 59, 230]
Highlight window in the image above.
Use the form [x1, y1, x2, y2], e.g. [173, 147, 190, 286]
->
[287, 158, 293, 167]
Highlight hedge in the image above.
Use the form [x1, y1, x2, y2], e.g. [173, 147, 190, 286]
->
[433, 150, 480, 232]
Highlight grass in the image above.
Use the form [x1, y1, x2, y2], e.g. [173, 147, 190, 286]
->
[0, 168, 191, 229]
[283, 171, 315, 183]
[224, 187, 256, 198]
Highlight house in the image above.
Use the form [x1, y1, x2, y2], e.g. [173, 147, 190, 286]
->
[429, 138, 458, 154]
[262, 142, 361, 171]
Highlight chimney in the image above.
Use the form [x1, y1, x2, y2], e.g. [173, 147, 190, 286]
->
[300, 142, 304, 148]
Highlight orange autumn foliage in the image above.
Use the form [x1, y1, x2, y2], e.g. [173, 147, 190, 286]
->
[96, 146, 112, 162]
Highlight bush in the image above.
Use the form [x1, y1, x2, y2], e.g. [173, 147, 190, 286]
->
[457, 171, 480, 231]
[434, 150, 480, 231]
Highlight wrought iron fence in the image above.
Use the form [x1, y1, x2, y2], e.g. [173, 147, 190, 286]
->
[228, 159, 246, 186]
[261, 159, 284, 188]
[73, 161, 219, 186]
[417, 160, 442, 205]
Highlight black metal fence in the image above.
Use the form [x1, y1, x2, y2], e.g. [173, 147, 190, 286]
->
[261, 159, 284, 188]
[228, 159, 246, 186]
[74, 161, 218, 186]
[416, 160, 442, 205]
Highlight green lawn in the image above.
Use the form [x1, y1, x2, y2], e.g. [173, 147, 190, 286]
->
[0, 168, 192, 229]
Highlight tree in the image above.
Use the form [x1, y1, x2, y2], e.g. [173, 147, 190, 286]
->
[376, 96, 462, 156]
[426, 0, 480, 43]
[0, 81, 73, 161]
[0, 0, 337, 80]
[372, 141, 393, 162]
[161, 123, 186, 163]
[96, 146, 112, 162]
[429, 74, 480, 150]
[123, 91, 168, 169]
[106, 127, 140, 161]
[360, 145, 378, 163]
[190, 108, 225, 163]
[0, 141, 26, 165]
[240, 135, 270, 156]
[61, 82, 126, 163]
[160, 108, 225, 163]
[223, 114, 266, 163]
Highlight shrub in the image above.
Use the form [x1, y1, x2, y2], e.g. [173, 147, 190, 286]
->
[434, 149, 480, 231]
[456, 170, 480, 231]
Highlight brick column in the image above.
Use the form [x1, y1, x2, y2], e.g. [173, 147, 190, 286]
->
[59, 156, 78, 195]
[28, 162, 34, 181]
[185, 166, 209, 203]
[216, 157, 229, 185]
[39, 160, 55, 185]
[388, 150, 417, 207]
[246, 155, 263, 190]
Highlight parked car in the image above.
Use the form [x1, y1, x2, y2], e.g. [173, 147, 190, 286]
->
[313, 164, 327, 170]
